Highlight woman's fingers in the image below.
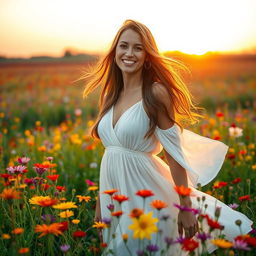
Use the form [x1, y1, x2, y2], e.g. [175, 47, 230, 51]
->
[178, 221, 183, 236]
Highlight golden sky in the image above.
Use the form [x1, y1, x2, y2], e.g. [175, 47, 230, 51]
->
[0, 0, 256, 57]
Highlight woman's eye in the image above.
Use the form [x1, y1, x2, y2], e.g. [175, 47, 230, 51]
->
[120, 44, 127, 48]
[135, 47, 143, 51]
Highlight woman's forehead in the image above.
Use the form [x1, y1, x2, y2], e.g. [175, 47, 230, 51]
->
[118, 29, 143, 45]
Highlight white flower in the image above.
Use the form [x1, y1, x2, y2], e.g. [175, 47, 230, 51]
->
[89, 162, 97, 168]
[74, 108, 82, 116]
[229, 127, 243, 138]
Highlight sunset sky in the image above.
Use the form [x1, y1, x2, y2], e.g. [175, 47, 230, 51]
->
[1, 0, 256, 58]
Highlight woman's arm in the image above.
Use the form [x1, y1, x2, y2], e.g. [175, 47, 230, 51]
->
[152, 83, 198, 238]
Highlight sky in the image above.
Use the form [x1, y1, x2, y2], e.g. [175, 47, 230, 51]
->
[0, 0, 256, 58]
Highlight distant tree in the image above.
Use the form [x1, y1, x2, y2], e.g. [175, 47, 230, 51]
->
[64, 49, 73, 57]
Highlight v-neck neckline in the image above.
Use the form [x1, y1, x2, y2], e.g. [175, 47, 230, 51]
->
[111, 99, 142, 130]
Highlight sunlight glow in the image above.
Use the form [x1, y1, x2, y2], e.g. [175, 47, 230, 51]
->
[0, 0, 255, 57]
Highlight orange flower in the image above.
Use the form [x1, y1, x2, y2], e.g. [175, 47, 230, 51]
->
[182, 238, 199, 252]
[0, 188, 21, 200]
[111, 211, 123, 217]
[35, 223, 63, 238]
[12, 228, 24, 235]
[103, 189, 118, 195]
[47, 174, 59, 182]
[112, 194, 129, 203]
[136, 190, 154, 198]
[76, 195, 91, 202]
[129, 208, 144, 218]
[150, 200, 168, 210]
[174, 185, 192, 197]
[18, 248, 29, 254]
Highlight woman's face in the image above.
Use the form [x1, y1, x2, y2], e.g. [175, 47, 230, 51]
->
[115, 29, 146, 75]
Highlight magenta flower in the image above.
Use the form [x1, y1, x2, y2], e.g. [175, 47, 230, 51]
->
[173, 203, 200, 214]
[6, 165, 27, 174]
[146, 244, 159, 252]
[60, 244, 70, 253]
[196, 232, 211, 242]
[233, 240, 251, 251]
[228, 203, 239, 209]
[85, 179, 96, 186]
[107, 204, 114, 211]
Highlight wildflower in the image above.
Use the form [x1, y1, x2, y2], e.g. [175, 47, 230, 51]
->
[85, 179, 96, 186]
[103, 189, 118, 195]
[129, 208, 144, 218]
[72, 219, 80, 224]
[0, 188, 21, 200]
[216, 112, 224, 118]
[41, 183, 51, 191]
[47, 156, 54, 162]
[89, 162, 98, 168]
[18, 248, 29, 254]
[229, 127, 243, 138]
[73, 230, 86, 238]
[59, 221, 69, 232]
[6, 165, 27, 174]
[41, 214, 56, 223]
[92, 221, 107, 229]
[233, 240, 251, 250]
[196, 232, 211, 242]
[128, 211, 158, 239]
[228, 203, 239, 209]
[102, 217, 112, 225]
[112, 194, 129, 203]
[53, 202, 77, 210]
[164, 236, 175, 246]
[47, 174, 59, 182]
[238, 195, 251, 201]
[33, 163, 49, 176]
[88, 186, 98, 191]
[29, 196, 58, 207]
[232, 177, 242, 184]
[111, 211, 123, 217]
[35, 223, 63, 237]
[206, 216, 223, 230]
[17, 157, 30, 165]
[122, 233, 128, 241]
[56, 186, 66, 192]
[60, 244, 70, 253]
[150, 199, 168, 210]
[2, 234, 11, 239]
[59, 210, 74, 218]
[136, 189, 154, 198]
[146, 244, 159, 252]
[173, 203, 200, 215]
[174, 185, 192, 196]
[76, 195, 91, 202]
[213, 181, 228, 189]
[100, 242, 108, 248]
[107, 203, 114, 211]
[211, 239, 233, 248]
[12, 228, 24, 235]
[181, 238, 199, 252]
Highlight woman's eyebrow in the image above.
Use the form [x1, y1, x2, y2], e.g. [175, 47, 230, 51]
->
[120, 41, 143, 46]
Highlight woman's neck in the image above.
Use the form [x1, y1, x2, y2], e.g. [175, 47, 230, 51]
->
[122, 71, 143, 92]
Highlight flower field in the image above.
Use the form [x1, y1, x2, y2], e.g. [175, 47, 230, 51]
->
[0, 60, 256, 255]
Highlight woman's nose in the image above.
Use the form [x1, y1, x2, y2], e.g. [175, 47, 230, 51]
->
[125, 47, 134, 56]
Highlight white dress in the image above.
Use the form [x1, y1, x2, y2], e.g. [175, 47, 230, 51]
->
[97, 99, 253, 255]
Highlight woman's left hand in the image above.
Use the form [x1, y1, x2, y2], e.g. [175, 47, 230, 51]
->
[177, 210, 199, 238]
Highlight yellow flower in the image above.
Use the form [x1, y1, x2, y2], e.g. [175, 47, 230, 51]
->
[248, 143, 255, 149]
[53, 202, 77, 210]
[211, 239, 233, 248]
[228, 148, 235, 153]
[252, 164, 256, 171]
[29, 196, 51, 205]
[2, 234, 11, 239]
[35, 223, 63, 238]
[88, 186, 98, 191]
[59, 210, 74, 218]
[35, 121, 41, 126]
[24, 130, 31, 137]
[76, 195, 91, 202]
[72, 219, 80, 224]
[128, 211, 158, 239]
[245, 155, 252, 161]
[92, 221, 107, 229]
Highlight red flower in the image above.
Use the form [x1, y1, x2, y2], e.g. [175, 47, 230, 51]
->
[34, 163, 50, 168]
[112, 194, 129, 203]
[181, 238, 199, 252]
[232, 177, 242, 184]
[41, 183, 51, 191]
[0, 173, 12, 180]
[59, 221, 69, 232]
[213, 181, 228, 189]
[216, 112, 224, 118]
[239, 150, 247, 155]
[227, 154, 236, 160]
[136, 189, 154, 198]
[47, 175, 59, 182]
[73, 230, 86, 238]
[238, 195, 251, 201]
[100, 242, 108, 248]
[56, 186, 66, 192]
[213, 136, 221, 140]
[246, 237, 256, 247]
[206, 216, 223, 230]
[24, 178, 33, 185]
[111, 211, 123, 217]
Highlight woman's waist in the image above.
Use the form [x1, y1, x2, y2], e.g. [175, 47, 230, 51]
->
[105, 145, 155, 156]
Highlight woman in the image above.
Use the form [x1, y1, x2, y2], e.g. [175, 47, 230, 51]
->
[81, 20, 252, 255]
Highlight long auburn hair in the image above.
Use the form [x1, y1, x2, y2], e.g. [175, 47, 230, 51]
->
[79, 19, 204, 140]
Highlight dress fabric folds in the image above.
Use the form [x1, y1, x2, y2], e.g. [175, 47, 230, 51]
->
[97, 99, 253, 255]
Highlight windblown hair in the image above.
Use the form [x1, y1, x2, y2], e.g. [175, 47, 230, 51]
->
[79, 19, 204, 140]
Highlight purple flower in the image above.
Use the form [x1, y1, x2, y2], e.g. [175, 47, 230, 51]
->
[17, 157, 30, 165]
[146, 244, 159, 252]
[33, 166, 48, 176]
[173, 203, 200, 215]
[6, 165, 27, 174]
[41, 214, 56, 223]
[196, 232, 211, 242]
[60, 244, 70, 253]
[233, 240, 251, 251]
[107, 204, 114, 211]
[136, 250, 145, 256]
[249, 228, 256, 235]
[102, 217, 112, 225]
[47, 156, 54, 162]
[228, 203, 239, 209]
[175, 236, 186, 244]
[164, 236, 175, 246]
